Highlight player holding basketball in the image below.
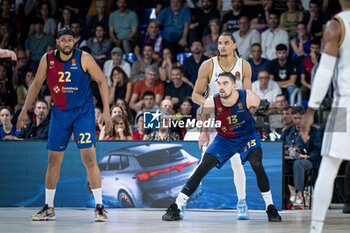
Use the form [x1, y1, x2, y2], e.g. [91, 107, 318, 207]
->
[300, 1, 350, 232]
[190, 32, 252, 219]
[17, 27, 111, 222]
[162, 72, 281, 222]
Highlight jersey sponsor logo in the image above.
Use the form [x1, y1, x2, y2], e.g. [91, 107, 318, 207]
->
[238, 103, 243, 109]
[53, 85, 60, 93]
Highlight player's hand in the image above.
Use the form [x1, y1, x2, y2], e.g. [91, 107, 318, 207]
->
[198, 132, 209, 150]
[0, 49, 17, 61]
[300, 108, 315, 143]
[101, 111, 112, 133]
[17, 110, 29, 130]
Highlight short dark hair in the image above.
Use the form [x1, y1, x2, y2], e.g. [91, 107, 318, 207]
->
[218, 72, 236, 83]
[251, 43, 261, 49]
[34, 99, 48, 108]
[0, 106, 13, 116]
[310, 38, 321, 46]
[276, 43, 288, 51]
[257, 69, 269, 77]
[142, 91, 155, 99]
[33, 17, 44, 25]
[191, 39, 203, 46]
[70, 19, 82, 27]
[283, 106, 293, 112]
[171, 66, 182, 73]
[143, 43, 154, 50]
[292, 106, 305, 115]
[269, 10, 280, 18]
[309, 0, 321, 7]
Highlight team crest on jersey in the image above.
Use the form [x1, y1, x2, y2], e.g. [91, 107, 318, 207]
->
[50, 61, 54, 66]
[53, 86, 60, 93]
[72, 59, 76, 66]
[218, 107, 222, 112]
[222, 126, 227, 132]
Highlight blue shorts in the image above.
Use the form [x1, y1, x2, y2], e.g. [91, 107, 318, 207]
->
[205, 131, 261, 169]
[48, 102, 96, 151]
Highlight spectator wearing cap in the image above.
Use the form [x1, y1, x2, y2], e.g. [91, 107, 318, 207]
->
[103, 47, 131, 85]
[25, 17, 55, 70]
[86, 23, 113, 66]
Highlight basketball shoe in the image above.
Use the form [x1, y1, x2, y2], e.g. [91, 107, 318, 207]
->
[266, 204, 282, 222]
[162, 203, 181, 221]
[95, 204, 108, 222]
[236, 199, 250, 220]
[31, 204, 55, 221]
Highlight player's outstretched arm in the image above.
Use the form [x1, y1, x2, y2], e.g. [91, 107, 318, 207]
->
[245, 90, 261, 114]
[242, 59, 252, 90]
[82, 52, 112, 131]
[17, 54, 47, 129]
[192, 60, 212, 106]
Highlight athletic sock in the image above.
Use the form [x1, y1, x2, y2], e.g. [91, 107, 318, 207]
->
[175, 192, 189, 210]
[230, 154, 246, 200]
[310, 220, 324, 233]
[261, 190, 273, 210]
[91, 188, 102, 205]
[45, 188, 56, 208]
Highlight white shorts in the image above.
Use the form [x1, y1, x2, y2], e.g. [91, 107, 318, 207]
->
[321, 96, 350, 160]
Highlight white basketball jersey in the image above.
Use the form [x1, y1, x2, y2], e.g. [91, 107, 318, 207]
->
[206, 56, 243, 97]
[333, 11, 350, 96]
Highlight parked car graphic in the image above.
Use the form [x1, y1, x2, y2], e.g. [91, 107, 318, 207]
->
[97, 143, 201, 208]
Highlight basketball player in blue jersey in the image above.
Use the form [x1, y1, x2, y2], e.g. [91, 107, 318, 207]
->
[192, 32, 252, 219]
[17, 27, 112, 222]
[162, 72, 281, 222]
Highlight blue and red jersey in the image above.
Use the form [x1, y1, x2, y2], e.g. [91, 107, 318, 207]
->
[46, 48, 92, 110]
[214, 90, 257, 138]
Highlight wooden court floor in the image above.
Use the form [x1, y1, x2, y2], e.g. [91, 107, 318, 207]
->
[1, 207, 349, 233]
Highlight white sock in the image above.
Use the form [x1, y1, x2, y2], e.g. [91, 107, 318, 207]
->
[310, 220, 324, 233]
[261, 190, 273, 210]
[311, 156, 342, 227]
[45, 188, 56, 208]
[230, 154, 246, 200]
[91, 188, 102, 205]
[175, 192, 189, 209]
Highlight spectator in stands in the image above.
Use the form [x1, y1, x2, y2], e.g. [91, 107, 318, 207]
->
[282, 106, 293, 131]
[281, 106, 321, 208]
[108, 66, 132, 105]
[0, 106, 18, 140]
[291, 23, 311, 60]
[222, 0, 248, 33]
[11, 50, 31, 87]
[109, 0, 138, 53]
[0, 23, 16, 50]
[188, 0, 220, 44]
[16, 70, 34, 110]
[233, 15, 261, 59]
[156, 0, 191, 54]
[248, 43, 270, 82]
[70, 19, 86, 48]
[202, 18, 220, 58]
[103, 47, 131, 83]
[28, 2, 56, 38]
[147, 111, 181, 141]
[249, 0, 269, 33]
[268, 44, 297, 103]
[133, 112, 145, 140]
[261, 10, 289, 60]
[86, 0, 108, 39]
[0, 0, 19, 46]
[86, 23, 113, 65]
[131, 43, 158, 82]
[0, 64, 16, 109]
[95, 106, 103, 140]
[130, 66, 164, 112]
[103, 115, 133, 140]
[302, 38, 320, 100]
[165, 66, 193, 110]
[25, 17, 55, 70]
[182, 40, 208, 86]
[267, 94, 288, 135]
[173, 97, 194, 120]
[111, 105, 125, 118]
[57, 7, 72, 31]
[135, 20, 163, 61]
[142, 91, 158, 112]
[115, 98, 135, 124]
[252, 69, 281, 104]
[14, 99, 50, 140]
[302, 0, 328, 39]
[160, 98, 175, 115]
[158, 47, 181, 83]
[279, 0, 303, 38]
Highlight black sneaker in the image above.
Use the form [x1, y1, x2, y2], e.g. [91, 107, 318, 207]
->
[162, 203, 181, 221]
[95, 204, 108, 222]
[343, 203, 350, 213]
[266, 204, 282, 222]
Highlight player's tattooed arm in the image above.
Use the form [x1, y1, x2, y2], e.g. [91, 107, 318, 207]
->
[242, 60, 252, 90]
[192, 60, 212, 106]
[246, 90, 261, 114]
[202, 96, 215, 133]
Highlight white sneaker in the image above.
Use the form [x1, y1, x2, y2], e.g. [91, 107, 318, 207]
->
[294, 197, 304, 209]
[289, 194, 296, 203]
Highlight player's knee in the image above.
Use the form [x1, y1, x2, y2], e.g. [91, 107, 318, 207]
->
[247, 147, 263, 170]
[47, 152, 63, 168]
[230, 154, 243, 171]
[82, 155, 97, 168]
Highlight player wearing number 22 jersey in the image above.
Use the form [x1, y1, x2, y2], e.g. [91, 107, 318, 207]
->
[47, 48, 95, 151]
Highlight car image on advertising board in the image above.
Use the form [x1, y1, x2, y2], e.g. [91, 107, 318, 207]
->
[97, 143, 202, 208]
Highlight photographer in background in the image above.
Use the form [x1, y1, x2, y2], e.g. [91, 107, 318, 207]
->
[281, 106, 321, 209]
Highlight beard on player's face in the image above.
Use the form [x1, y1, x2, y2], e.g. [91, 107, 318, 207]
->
[59, 45, 73, 55]
[219, 89, 232, 99]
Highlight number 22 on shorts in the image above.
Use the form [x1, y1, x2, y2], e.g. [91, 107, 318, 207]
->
[78, 133, 91, 144]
